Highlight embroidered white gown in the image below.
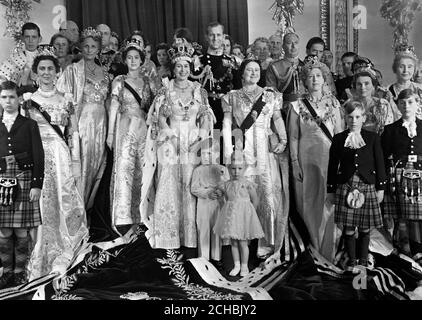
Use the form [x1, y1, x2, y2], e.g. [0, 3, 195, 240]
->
[109, 75, 152, 228]
[140, 80, 215, 249]
[26, 90, 88, 280]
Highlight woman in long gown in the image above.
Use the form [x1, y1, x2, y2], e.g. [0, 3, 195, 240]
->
[57, 27, 110, 210]
[106, 39, 153, 235]
[221, 59, 289, 258]
[140, 38, 215, 249]
[24, 50, 88, 280]
[288, 56, 344, 262]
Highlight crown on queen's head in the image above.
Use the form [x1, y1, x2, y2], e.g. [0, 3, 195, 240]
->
[168, 38, 195, 63]
[301, 55, 327, 76]
[395, 43, 418, 61]
[81, 27, 103, 39]
[36, 44, 57, 58]
[303, 55, 325, 69]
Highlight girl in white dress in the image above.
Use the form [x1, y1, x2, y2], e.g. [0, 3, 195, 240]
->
[214, 150, 264, 277]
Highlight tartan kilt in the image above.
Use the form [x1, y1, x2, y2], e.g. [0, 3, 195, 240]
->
[386, 163, 422, 221]
[334, 174, 383, 229]
[0, 162, 42, 228]
[382, 193, 398, 220]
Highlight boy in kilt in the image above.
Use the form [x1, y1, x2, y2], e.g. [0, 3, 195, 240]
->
[382, 89, 422, 266]
[327, 100, 387, 270]
[0, 81, 44, 288]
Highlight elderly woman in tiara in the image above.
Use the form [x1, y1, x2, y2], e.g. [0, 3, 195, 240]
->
[57, 27, 110, 211]
[388, 44, 422, 118]
[106, 39, 153, 236]
[140, 38, 215, 249]
[21, 47, 88, 280]
[221, 58, 289, 260]
[288, 55, 344, 262]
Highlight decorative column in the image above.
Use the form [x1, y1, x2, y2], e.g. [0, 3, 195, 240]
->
[319, 0, 330, 49]
[334, 0, 349, 76]
[352, 0, 359, 53]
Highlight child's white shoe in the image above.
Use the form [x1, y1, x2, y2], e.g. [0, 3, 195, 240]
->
[240, 266, 249, 277]
[229, 266, 240, 276]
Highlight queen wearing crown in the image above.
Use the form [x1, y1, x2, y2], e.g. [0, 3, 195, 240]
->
[388, 44, 422, 118]
[57, 27, 110, 211]
[140, 38, 215, 249]
[22, 47, 88, 280]
[107, 39, 153, 235]
[288, 55, 344, 262]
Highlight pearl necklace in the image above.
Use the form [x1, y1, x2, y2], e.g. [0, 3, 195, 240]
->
[37, 87, 57, 98]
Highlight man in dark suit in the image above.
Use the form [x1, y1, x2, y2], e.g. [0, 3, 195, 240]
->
[0, 81, 44, 289]
[335, 52, 357, 104]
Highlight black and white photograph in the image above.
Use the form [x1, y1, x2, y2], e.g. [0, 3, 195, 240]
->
[0, 0, 422, 307]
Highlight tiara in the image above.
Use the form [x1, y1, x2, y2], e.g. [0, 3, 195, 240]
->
[395, 44, 418, 61]
[81, 27, 102, 39]
[123, 39, 144, 53]
[352, 56, 377, 77]
[168, 38, 195, 63]
[36, 44, 57, 58]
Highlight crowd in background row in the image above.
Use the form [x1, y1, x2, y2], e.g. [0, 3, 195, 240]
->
[0, 18, 422, 289]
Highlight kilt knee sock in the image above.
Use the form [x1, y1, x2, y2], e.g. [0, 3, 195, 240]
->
[344, 234, 356, 262]
[357, 232, 370, 262]
[14, 235, 30, 274]
[0, 236, 14, 273]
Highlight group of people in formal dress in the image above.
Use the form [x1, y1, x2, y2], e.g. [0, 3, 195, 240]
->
[0, 18, 422, 289]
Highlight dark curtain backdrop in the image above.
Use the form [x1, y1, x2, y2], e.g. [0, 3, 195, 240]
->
[66, 0, 249, 49]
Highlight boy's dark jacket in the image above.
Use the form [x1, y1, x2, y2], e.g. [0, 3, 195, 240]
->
[0, 114, 44, 189]
[327, 129, 387, 193]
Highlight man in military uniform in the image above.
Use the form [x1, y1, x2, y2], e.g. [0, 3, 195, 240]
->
[193, 21, 239, 131]
[266, 32, 304, 114]
[95, 24, 124, 78]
